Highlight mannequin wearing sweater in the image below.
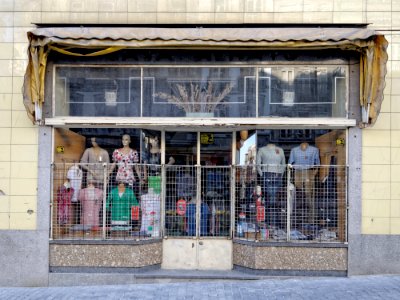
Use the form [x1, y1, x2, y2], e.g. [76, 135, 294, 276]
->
[256, 143, 286, 227]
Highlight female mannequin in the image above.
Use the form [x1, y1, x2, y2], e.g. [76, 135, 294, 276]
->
[109, 134, 142, 186]
[80, 137, 109, 187]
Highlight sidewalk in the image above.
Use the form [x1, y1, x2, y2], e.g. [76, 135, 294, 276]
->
[1, 275, 400, 299]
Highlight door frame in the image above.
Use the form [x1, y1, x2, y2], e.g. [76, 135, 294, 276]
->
[161, 130, 235, 270]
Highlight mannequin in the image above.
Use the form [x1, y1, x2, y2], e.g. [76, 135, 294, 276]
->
[256, 143, 285, 200]
[80, 137, 110, 187]
[289, 142, 320, 224]
[109, 134, 142, 187]
[78, 181, 103, 229]
[147, 136, 161, 176]
[140, 187, 161, 237]
[106, 182, 138, 226]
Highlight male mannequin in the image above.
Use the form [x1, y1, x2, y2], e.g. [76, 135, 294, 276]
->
[256, 143, 285, 227]
[289, 142, 320, 224]
[80, 137, 109, 187]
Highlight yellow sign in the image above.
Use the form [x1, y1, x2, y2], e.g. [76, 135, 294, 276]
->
[56, 146, 65, 153]
[336, 138, 345, 146]
[200, 133, 214, 144]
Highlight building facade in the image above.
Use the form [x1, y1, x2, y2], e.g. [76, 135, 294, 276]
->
[0, 0, 399, 287]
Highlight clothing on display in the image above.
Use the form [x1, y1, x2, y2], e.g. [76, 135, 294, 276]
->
[106, 186, 138, 224]
[140, 188, 161, 236]
[57, 184, 74, 225]
[256, 144, 286, 175]
[288, 143, 320, 169]
[256, 144, 286, 215]
[294, 168, 318, 223]
[186, 202, 209, 236]
[176, 170, 196, 199]
[289, 143, 320, 223]
[67, 164, 83, 203]
[80, 147, 110, 185]
[78, 186, 103, 228]
[112, 148, 139, 185]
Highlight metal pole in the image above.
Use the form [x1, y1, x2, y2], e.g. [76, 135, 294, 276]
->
[160, 130, 166, 238]
[102, 163, 108, 240]
[196, 132, 201, 239]
[286, 165, 291, 242]
[230, 165, 236, 239]
[230, 132, 236, 239]
[49, 163, 55, 240]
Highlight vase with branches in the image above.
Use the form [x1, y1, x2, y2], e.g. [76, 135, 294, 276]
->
[155, 81, 234, 115]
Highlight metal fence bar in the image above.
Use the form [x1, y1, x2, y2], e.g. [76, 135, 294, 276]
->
[286, 165, 291, 242]
[102, 163, 107, 239]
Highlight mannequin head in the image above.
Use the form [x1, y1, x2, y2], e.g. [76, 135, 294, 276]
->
[122, 134, 131, 147]
[90, 137, 99, 148]
[149, 136, 160, 154]
[300, 142, 309, 150]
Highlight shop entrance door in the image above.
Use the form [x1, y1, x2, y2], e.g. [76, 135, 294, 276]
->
[162, 132, 233, 270]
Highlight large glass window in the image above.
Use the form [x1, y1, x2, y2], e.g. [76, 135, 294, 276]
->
[55, 66, 141, 117]
[143, 67, 256, 117]
[54, 65, 347, 118]
[258, 66, 347, 118]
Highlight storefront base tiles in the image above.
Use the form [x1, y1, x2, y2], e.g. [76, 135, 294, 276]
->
[49, 241, 162, 268]
[233, 242, 347, 275]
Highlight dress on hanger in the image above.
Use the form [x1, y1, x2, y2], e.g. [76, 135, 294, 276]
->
[57, 185, 74, 225]
[79, 186, 103, 228]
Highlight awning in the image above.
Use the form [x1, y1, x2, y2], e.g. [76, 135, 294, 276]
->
[23, 27, 388, 126]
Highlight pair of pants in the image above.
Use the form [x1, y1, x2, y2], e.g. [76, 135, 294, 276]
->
[262, 172, 283, 205]
[294, 169, 318, 224]
[262, 172, 283, 227]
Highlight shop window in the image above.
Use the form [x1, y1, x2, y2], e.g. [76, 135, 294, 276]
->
[258, 66, 347, 118]
[54, 66, 141, 117]
[143, 67, 256, 118]
[53, 62, 347, 119]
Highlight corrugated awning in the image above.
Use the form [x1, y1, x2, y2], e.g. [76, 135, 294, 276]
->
[23, 26, 388, 126]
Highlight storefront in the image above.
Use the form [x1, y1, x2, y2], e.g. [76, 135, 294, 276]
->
[24, 26, 387, 275]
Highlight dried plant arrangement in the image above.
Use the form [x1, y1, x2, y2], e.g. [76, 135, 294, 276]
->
[155, 81, 234, 114]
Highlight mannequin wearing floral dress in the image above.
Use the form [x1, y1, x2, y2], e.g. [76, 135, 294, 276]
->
[109, 134, 142, 186]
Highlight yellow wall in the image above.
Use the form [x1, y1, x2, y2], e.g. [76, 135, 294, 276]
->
[0, 0, 399, 233]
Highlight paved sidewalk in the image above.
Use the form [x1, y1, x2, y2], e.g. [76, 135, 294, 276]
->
[1, 275, 400, 300]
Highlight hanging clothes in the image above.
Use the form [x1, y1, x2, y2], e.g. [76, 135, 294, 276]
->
[106, 186, 138, 224]
[67, 165, 83, 203]
[176, 170, 196, 199]
[57, 184, 74, 225]
[186, 202, 209, 236]
[78, 186, 103, 228]
[140, 189, 161, 237]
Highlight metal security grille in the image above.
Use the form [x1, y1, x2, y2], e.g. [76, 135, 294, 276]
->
[234, 165, 347, 242]
[164, 165, 231, 238]
[51, 163, 161, 240]
[50, 163, 346, 242]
